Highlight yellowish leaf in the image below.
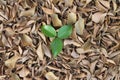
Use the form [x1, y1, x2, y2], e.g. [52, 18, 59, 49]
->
[45, 72, 59, 80]
[20, 7, 35, 17]
[67, 12, 77, 24]
[5, 52, 20, 69]
[36, 42, 44, 60]
[42, 7, 54, 14]
[75, 16, 85, 35]
[51, 14, 62, 27]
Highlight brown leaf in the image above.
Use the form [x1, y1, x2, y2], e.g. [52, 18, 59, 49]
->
[45, 72, 59, 80]
[5, 51, 20, 69]
[42, 43, 51, 58]
[92, 12, 107, 23]
[65, 0, 74, 6]
[51, 14, 62, 27]
[21, 34, 34, 47]
[75, 16, 85, 35]
[42, 7, 54, 14]
[67, 12, 77, 24]
[71, 49, 79, 58]
[36, 42, 44, 60]
[18, 66, 30, 78]
[20, 7, 36, 17]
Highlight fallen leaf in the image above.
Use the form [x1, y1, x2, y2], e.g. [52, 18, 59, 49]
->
[65, 0, 74, 6]
[92, 12, 107, 23]
[18, 66, 30, 78]
[42, 43, 51, 58]
[42, 7, 54, 14]
[21, 34, 34, 47]
[1, 34, 11, 47]
[67, 12, 77, 24]
[20, 7, 35, 17]
[36, 42, 44, 60]
[45, 72, 59, 80]
[51, 14, 62, 27]
[5, 51, 20, 69]
[71, 49, 79, 58]
[75, 16, 85, 35]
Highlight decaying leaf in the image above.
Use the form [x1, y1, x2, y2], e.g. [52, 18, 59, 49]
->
[45, 72, 59, 80]
[75, 16, 85, 35]
[51, 14, 62, 27]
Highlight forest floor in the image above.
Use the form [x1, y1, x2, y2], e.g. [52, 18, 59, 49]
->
[0, 0, 120, 80]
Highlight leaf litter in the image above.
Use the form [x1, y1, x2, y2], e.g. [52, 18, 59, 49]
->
[0, 0, 120, 80]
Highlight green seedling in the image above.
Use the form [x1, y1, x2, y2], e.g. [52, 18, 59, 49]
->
[41, 24, 73, 57]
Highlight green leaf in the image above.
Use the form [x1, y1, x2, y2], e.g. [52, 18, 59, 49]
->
[58, 25, 73, 39]
[50, 38, 63, 57]
[41, 25, 56, 37]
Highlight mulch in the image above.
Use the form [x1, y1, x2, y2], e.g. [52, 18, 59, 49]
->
[0, 0, 120, 80]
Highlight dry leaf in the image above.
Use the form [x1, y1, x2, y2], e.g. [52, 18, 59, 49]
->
[112, 0, 117, 11]
[1, 34, 11, 47]
[36, 42, 44, 60]
[71, 49, 79, 58]
[75, 16, 85, 35]
[45, 72, 59, 80]
[65, 0, 74, 6]
[42, 7, 54, 14]
[21, 34, 34, 47]
[90, 60, 98, 74]
[98, 0, 110, 9]
[42, 43, 51, 58]
[10, 73, 21, 80]
[5, 52, 20, 69]
[51, 14, 62, 27]
[83, 0, 92, 7]
[5, 28, 15, 37]
[20, 7, 35, 17]
[92, 12, 107, 23]
[67, 12, 77, 24]
[18, 66, 30, 78]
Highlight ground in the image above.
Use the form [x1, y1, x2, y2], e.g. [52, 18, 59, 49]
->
[0, 0, 120, 80]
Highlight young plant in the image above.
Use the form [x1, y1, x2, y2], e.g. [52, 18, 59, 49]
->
[41, 24, 72, 57]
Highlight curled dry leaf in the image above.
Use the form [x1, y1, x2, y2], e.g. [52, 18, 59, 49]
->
[42, 7, 54, 14]
[20, 7, 35, 17]
[45, 72, 59, 80]
[51, 14, 62, 27]
[67, 12, 77, 24]
[75, 16, 85, 35]
[92, 12, 107, 23]
[36, 42, 44, 60]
